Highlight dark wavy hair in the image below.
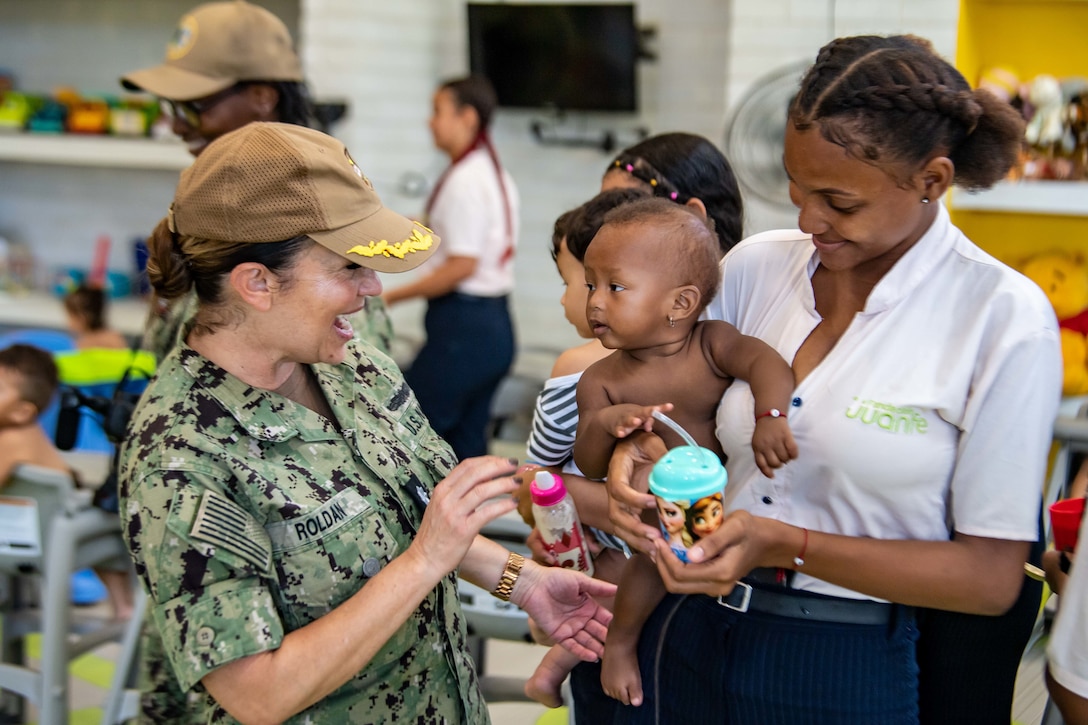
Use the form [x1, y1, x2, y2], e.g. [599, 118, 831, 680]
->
[606, 133, 743, 255]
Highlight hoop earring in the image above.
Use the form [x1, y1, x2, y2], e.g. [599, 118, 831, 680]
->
[921, 197, 930, 204]
[668, 315, 675, 328]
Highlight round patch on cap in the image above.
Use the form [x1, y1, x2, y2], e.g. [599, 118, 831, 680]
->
[167, 15, 199, 61]
[343, 148, 368, 184]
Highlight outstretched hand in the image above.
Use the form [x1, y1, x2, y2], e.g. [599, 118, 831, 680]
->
[512, 564, 617, 661]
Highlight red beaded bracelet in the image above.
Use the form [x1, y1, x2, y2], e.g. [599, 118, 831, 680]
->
[755, 408, 786, 422]
[793, 527, 809, 568]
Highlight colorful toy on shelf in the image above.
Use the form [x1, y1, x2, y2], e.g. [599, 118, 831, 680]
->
[109, 95, 157, 137]
[0, 90, 34, 131]
[26, 98, 66, 133]
[1025, 74, 1065, 148]
[1020, 251, 1088, 396]
[68, 98, 110, 134]
[979, 66, 1021, 105]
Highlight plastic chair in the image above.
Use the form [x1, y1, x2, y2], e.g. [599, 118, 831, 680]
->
[53, 347, 155, 455]
[0, 463, 142, 725]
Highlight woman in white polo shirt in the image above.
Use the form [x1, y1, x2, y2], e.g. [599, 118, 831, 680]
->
[605, 34, 1062, 723]
[385, 75, 519, 461]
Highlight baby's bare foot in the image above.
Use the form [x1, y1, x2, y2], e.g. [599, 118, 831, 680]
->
[601, 639, 643, 707]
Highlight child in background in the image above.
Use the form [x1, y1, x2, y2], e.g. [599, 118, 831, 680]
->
[0, 344, 70, 484]
[519, 187, 649, 708]
[64, 284, 128, 350]
[571, 198, 798, 707]
[0, 343, 136, 620]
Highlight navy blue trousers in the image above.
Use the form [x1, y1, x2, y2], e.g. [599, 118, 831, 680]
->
[915, 515, 1046, 725]
[613, 593, 919, 724]
[405, 292, 514, 461]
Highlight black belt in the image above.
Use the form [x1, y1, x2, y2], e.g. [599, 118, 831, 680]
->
[715, 581, 899, 626]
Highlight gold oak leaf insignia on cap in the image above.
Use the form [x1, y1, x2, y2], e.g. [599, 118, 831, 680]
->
[347, 227, 434, 259]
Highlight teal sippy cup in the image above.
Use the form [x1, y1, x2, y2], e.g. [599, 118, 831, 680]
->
[648, 445, 727, 562]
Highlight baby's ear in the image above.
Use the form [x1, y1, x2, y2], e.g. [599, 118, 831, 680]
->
[671, 284, 702, 321]
[11, 399, 39, 426]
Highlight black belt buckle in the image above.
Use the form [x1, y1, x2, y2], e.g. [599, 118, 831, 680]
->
[717, 581, 753, 613]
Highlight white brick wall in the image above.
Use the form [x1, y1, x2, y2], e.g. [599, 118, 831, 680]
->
[0, 0, 959, 365]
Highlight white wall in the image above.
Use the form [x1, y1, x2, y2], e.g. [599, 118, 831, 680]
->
[0, 0, 959, 370]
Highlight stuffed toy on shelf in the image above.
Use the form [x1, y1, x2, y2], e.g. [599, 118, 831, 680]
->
[1021, 251, 1088, 396]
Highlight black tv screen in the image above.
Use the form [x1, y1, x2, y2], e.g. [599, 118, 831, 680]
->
[467, 3, 638, 112]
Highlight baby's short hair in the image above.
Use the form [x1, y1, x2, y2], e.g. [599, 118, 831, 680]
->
[0, 344, 59, 415]
[564, 187, 652, 262]
[601, 197, 721, 311]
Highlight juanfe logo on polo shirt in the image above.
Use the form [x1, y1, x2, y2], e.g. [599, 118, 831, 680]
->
[844, 397, 929, 434]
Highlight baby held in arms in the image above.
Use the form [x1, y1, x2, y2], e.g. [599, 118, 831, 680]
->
[572, 198, 799, 706]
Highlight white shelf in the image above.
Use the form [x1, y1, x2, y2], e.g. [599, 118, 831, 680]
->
[949, 180, 1088, 217]
[0, 291, 148, 336]
[0, 132, 191, 171]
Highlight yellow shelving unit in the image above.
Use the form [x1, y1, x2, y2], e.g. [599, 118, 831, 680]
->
[951, 0, 1088, 266]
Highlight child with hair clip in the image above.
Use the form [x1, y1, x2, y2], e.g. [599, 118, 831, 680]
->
[517, 186, 650, 708]
[571, 197, 798, 707]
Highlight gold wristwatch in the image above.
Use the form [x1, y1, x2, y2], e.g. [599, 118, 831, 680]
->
[492, 552, 525, 601]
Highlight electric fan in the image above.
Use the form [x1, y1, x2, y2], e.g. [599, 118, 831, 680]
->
[723, 61, 810, 212]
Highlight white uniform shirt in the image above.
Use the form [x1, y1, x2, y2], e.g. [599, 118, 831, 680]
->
[707, 204, 1062, 600]
[426, 147, 519, 297]
[1048, 513, 1088, 699]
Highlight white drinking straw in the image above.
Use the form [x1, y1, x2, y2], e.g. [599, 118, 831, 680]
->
[651, 410, 699, 449]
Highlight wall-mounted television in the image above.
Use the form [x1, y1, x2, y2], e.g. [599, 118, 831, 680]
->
[467, 3, 639, 113]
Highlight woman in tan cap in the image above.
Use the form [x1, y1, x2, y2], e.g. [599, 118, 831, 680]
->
[119, 122, 615, 724]
[121, 0, 313, 158]
[123, 0, 394, 364]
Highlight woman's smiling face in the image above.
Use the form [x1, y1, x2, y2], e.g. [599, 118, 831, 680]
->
[783, 123, 939, 279]
[267, 243, 383, 366]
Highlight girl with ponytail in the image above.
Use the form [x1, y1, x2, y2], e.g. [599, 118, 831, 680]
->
[385, 75, 520, 461]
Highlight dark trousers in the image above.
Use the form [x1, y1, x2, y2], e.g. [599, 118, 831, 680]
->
[405, 292, 514, 461]
[614, 593, 919, 724]
[916, 518, 1046, 725]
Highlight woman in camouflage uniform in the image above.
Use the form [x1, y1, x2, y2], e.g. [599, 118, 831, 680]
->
[119, 122, 615, 724]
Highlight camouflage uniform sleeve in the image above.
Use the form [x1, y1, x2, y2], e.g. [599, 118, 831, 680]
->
[126, 465, 284, 692]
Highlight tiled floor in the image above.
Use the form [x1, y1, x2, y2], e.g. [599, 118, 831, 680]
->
[7, 596, 1057, 725]
[10, 603, 557, 725]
